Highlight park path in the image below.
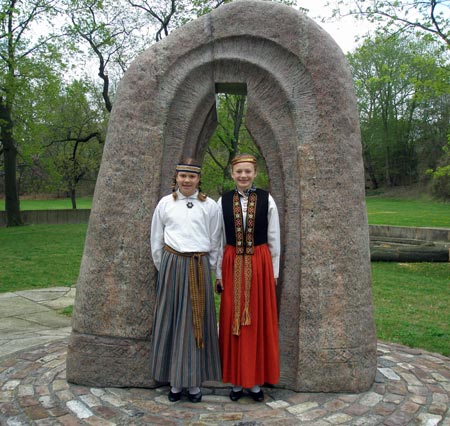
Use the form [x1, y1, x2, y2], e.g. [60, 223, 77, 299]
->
[0, 287, 74, 358]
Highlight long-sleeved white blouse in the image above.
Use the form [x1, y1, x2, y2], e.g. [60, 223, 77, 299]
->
[150, 190, 222, 271]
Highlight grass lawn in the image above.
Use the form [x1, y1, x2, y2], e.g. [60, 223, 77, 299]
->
[0, 224, 87, 293]
[0, 197, 92, 210]
[366, 197, 450, 228]
[371, 262, 449, 357]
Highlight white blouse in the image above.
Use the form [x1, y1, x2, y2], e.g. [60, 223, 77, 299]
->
[150, 190, 222, 271]
[216, 192, 281, 279]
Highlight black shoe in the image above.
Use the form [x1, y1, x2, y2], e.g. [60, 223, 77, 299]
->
[229, 389, 244, 401]
[249, 389, 264, 402]
[168, 389, 182, 402]
[188, 390, 202, 403]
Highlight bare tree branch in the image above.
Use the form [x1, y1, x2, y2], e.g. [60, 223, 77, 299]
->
[45, 131, 102, 147]
[335, 0, 450, 48]
[206, 146, 225, 170]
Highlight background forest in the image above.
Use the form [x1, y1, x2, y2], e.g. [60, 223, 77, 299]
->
[1, 0, 449, 227]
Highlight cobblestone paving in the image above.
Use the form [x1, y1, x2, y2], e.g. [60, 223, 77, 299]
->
[0, 340, 449, 425]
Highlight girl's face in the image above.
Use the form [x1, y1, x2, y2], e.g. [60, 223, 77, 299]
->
[176, 172, 200, 197]
[231, 162, 257, 192]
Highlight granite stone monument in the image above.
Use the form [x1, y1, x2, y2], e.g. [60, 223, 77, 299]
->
[66, 0, 377, 392]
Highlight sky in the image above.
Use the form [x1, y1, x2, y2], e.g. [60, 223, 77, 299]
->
[30, 0, 370, 82]
[297, 0, 370, 53]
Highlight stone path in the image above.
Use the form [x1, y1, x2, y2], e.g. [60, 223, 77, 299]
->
[0, 288, 74, 359]
[0, 288, 449, 425]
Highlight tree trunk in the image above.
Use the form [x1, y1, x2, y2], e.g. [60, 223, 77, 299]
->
[70, 188, 77, 209]
[0, 99, 22, 226]
[370, 242, 450, 262]
[363, 148, 379, 189]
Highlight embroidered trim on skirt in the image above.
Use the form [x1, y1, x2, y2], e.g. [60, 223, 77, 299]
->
[150, 248, 221, 388]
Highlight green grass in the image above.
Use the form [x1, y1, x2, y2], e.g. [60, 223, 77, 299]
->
[366, 197, 450, 228]
[0, 224, 87, 293]
[0, 197, 92, 210]
[60, 305, 74, 316]
[372, 262, 450, 356]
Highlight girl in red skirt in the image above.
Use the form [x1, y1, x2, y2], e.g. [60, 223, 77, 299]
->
[216, 154, 280, 402]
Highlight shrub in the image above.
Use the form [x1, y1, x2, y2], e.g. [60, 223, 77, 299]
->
[427, 164, 450, 200]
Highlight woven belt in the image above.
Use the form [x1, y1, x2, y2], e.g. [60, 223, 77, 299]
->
[164, 245, 207, 348]
[231, 190, 257, 336]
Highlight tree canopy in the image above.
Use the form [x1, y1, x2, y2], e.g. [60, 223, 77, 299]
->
[348, 33, 450, 191]
[1, 0, 66, 225]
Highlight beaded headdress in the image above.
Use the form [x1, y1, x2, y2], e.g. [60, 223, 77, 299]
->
[176, 163, 201, 174]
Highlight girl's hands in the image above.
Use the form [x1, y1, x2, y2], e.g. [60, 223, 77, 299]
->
[215, 279, 224, 294]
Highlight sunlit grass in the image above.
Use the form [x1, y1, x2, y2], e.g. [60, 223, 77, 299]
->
[366, 197, 450, 228]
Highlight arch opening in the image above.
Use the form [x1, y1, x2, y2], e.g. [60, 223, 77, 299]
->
[201, 91, 269, 198]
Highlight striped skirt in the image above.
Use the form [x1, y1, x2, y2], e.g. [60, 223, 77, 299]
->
[150, 248, 221, 388]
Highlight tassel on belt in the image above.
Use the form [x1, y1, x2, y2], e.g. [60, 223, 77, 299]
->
[233, 254, 252, 336]
[164, 245, 207, 349]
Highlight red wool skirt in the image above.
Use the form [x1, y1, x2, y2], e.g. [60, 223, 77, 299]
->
[219, 244, 280, 388]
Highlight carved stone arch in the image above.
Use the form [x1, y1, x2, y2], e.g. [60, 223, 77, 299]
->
[67, 0, 376, 392]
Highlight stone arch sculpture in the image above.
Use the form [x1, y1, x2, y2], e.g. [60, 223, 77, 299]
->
[67, 0, 377, 392]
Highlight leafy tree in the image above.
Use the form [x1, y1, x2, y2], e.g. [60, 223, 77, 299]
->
[348, 34, 450, 189]
[70, 0, 298, 112]
[63, 0, 147, 112]
[330, 0, 450, 48]
[62, 0, 231, 113]
[427, 137, 450, 199]
[0, 0, 63, 226]
[39, 80, 106, 208]
[13, 63, 64, 196]
[127, 0, 179, 41]
[202, 94, 268, 198]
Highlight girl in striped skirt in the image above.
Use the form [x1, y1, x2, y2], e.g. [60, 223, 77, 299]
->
[150, 159, 222, 403]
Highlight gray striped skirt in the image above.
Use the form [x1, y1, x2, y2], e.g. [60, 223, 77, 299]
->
[150, 248, 221, 388]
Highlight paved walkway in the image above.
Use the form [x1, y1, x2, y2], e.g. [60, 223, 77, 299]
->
[0, 288, 449, 425]
[0, 288, 74, 359]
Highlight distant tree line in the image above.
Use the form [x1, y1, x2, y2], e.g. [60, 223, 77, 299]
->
[332, 0, 450, 198]
[348, 34, 450, 196]
[1, 0, 449, 226]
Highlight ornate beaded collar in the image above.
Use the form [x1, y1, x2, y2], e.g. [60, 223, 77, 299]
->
[233, 190, 257, 255]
